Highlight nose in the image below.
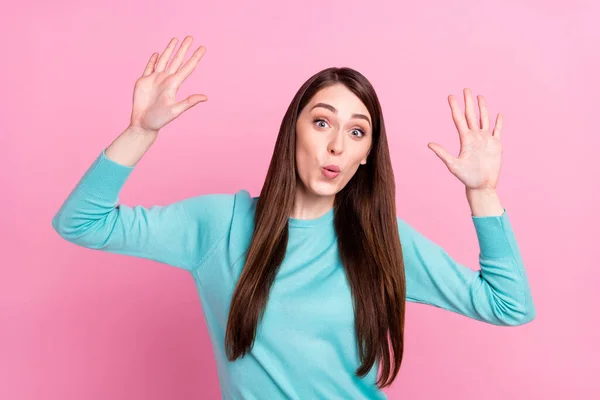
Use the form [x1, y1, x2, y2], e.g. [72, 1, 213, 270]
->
[327, 130, 344, 155]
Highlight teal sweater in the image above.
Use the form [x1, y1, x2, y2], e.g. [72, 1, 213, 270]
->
[52, 150, 535, 399]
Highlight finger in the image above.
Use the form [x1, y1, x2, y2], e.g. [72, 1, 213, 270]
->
[167, 35, 193, 74]
[478, 95, 490, 132]
[142, 53, 158, 77]
[427, 142, 456, 169]
[155, 37, 178, 72]
[464, 88, 479, 130]
[170, 94, 208, 118]
[172, 46, 206, 87]
[492, 113, 503, 139]
[448, 95, 469, 136]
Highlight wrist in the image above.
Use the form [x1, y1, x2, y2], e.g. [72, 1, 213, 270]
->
[104, 125, 158, 167]
[126, 124, 159, 139]
[466, 187, 504, 217]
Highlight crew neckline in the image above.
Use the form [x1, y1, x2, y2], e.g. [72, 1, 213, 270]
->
[288, 207, 335, 228]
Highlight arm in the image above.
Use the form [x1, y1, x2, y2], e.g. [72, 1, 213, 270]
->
[414, 88, 536, 326]
[52, 142, 235, 271]
[52, 36, 225, 271]
[399, 209, 536, 326]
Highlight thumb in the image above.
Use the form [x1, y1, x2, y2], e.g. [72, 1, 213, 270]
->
[427, 142, 454, 168]
[171, 94, 208, 118]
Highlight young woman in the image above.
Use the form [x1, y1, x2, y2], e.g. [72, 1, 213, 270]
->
[52, 36, 535, 399]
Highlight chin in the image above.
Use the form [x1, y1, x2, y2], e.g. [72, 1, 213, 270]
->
[307, 180, 341, 197]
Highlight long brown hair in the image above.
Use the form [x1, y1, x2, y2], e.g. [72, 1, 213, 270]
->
[224, 67, 406, 388]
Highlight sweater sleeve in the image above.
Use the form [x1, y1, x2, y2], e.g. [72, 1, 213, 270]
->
[51, 150, 236, 272]
[398, 210, 536, 326]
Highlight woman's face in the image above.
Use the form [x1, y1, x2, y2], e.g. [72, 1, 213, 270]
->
[295, 83, 373, 198]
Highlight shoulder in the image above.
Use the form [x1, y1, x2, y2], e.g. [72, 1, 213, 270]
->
[167, 189, 255, 270]
[395, 215, 432, 249]
[179, 189, 255, 223]
[395, 216, 414, 237]
[177, 189, 256, 256]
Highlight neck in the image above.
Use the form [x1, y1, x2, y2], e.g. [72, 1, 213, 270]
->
[291, 184, 335, 221]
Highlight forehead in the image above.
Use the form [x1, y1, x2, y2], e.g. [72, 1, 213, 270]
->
[307, 84, 370, 117]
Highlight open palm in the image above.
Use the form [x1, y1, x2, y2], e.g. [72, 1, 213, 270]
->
[130, 36, 208, 134]
[428, 88, 504, 191]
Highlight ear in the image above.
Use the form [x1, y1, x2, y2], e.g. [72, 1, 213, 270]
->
[361, 148, 371, 165]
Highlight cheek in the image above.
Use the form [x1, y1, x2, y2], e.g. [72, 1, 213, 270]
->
[295, 137, 312, 178]
[296, 147, 317, 182]
[341, 149, 369, 179]
[296, 133, 320, 164]
[342, 164, 360, 183]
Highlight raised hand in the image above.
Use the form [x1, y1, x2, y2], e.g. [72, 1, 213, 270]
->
[129, 36, 208, 134]
[427, 88, 504, 191]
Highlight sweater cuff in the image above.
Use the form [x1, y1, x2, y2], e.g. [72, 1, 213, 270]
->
[75, 149, 134, 200]
[471, 209, 515, 259]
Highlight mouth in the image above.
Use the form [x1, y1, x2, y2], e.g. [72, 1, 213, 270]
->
[321, 166, 340, 179]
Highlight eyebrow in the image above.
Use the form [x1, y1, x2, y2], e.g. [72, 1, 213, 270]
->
[310, 102, 371, 127]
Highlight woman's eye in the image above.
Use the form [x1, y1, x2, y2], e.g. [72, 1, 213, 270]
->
[314, 118, 365, 137]
[314, 118, 328, 128]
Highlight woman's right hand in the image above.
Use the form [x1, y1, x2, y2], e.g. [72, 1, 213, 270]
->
[129, 36, 208, 134]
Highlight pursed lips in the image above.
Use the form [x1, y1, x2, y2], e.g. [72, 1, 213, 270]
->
[322, 165, 340, 172]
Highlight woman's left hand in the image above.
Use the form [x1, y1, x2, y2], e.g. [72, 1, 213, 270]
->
[427, 88, 503, 191]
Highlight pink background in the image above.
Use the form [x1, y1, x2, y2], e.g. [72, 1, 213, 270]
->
[2, 0, 598, 399]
